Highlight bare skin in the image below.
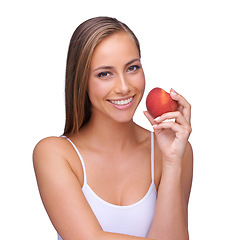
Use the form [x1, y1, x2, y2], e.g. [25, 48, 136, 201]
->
[33, 32, 193, 240]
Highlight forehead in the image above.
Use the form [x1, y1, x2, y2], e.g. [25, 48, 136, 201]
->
[90, 32, 140, 68]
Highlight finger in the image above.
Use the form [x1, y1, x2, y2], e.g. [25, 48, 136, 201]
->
[154, 111, 189, 127]
[170, 89, 191, 123]
[153, 121, 191, 139]
[170, 89, 189, 107]
[153, 121, 181, 134]
[143, 111, 156, 125]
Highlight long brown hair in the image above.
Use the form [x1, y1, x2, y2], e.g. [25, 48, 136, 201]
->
[63, 16, 141, 135]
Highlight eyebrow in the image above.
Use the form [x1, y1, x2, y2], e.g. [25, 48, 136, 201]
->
[93, 58, 140, 72]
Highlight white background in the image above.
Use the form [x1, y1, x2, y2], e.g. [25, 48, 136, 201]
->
[1, 0, 228, 239]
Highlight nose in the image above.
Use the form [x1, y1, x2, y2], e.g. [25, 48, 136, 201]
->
[114, 74, 131, 95]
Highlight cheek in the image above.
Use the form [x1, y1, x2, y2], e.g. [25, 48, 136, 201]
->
[133, 71, 145, 94]
[87, 78, 111, 103]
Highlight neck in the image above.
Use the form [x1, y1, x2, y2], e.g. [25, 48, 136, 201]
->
[80, 114, 138, 151]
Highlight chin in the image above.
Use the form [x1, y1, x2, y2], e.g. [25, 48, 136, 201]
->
[110, 111, 136, 124]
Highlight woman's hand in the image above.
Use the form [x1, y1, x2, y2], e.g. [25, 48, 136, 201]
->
[144, 88, 192, 167]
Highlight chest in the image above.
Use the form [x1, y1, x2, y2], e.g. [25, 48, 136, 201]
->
[82, 148, 152, 206]
[82, 181, 157, 237]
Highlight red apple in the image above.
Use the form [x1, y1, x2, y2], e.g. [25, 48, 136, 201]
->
[146, 87, 178, 118]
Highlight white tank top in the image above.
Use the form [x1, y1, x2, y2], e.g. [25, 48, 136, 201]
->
[58, 133, 157, 239]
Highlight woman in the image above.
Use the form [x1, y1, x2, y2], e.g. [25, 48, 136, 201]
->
[33, 17, 193, 240]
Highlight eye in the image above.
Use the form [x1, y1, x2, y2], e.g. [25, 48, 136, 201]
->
[127, 65, 140, 72]
[97, 72, 111, 78]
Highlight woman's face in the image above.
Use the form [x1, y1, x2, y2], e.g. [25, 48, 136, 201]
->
[88, 32, 145, 124]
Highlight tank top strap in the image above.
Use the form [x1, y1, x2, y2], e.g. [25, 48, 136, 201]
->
[61, 136, 87, 185]
[151, 132, 155, 183]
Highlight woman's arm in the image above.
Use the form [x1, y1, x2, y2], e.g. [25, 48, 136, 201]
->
[144, 89, 193, 240]
[33, 137, 155, 240]
[147, 142, 193, 240]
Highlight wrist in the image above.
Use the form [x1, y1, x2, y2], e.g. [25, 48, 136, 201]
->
[162, 155, 183, 169]
[161, 160, 182, 180]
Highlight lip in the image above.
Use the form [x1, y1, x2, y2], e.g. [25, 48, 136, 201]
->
[108, 95, 135, 102]
[107, 95, 135, 110]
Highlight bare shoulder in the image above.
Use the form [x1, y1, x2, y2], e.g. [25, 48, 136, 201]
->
[33, 136, 70, 181]
[33, 136, 68, 168]
[33, 136, 102, 239]
[33, 136, 85, 187]
[182, 141, 194, 183]
[182, 141, 193, 201]
[184, 141, 193, 161]
[33, 136, 66, 156]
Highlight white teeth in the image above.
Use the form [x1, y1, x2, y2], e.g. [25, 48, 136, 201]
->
[110, 97, 133, 106]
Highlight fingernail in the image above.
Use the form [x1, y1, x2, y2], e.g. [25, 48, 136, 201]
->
[171, 89, 177, 95]
[154, 116, 160, 122]
[152, 124, 158, 128]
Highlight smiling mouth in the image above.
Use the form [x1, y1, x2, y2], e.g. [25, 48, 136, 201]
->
[108, 96, 134, 106]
